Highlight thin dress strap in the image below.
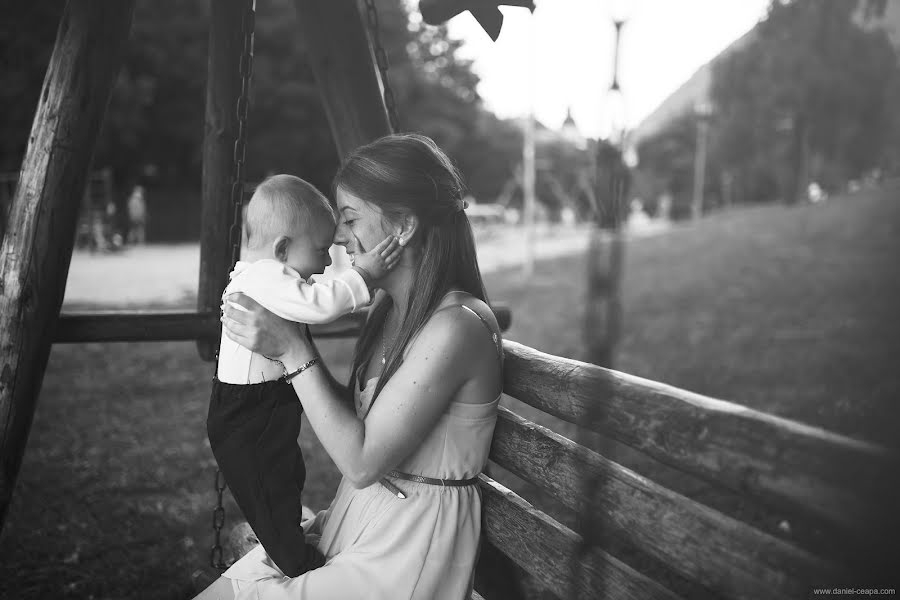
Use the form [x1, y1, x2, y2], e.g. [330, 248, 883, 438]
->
[433, 300, 503, 361]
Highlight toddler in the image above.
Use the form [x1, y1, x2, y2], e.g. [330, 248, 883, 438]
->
[206, 174, 399, 576]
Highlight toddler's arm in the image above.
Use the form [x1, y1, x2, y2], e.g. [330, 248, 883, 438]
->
[223, 236, 402, 324]
[351, 235, 403, 283]
[230, 263, 370, 324]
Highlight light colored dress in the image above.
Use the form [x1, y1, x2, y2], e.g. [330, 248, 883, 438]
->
[222, 304, 501, 600]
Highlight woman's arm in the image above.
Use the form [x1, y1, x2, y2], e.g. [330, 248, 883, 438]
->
[302, 326, 350, 402]
[222, 295, 487, 488]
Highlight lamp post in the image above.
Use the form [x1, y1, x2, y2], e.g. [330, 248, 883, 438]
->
[576, 10, 631, 598]
[691, 101, 713, 221]
[583, 6, 629, 369]
[522, 8, 537, 277]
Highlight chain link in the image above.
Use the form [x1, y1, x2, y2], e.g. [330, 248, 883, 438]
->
[227, 1, 255, 273]
[210, 466, 229, 568]
[211, 0, 256, 572]
[363, 0, 400, 132]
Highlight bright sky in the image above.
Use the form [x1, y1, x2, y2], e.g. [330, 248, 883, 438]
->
[444, 0, 770, 138]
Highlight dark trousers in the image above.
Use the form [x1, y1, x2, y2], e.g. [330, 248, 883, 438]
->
[207, 377, 325, 576]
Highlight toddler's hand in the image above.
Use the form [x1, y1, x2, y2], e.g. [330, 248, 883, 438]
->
[353, 235, 403, 282]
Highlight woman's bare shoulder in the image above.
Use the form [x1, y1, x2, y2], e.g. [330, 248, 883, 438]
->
[418, 293, 500, 355]
[435, 292, 500, 334]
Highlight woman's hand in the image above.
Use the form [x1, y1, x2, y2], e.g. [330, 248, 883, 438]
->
[221, 293, 311, 363]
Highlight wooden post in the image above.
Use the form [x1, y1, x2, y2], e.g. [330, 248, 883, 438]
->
[521, 11, 536, 278]
[584, 147, 626, 369]
[292, 0, 392, 159]
[0, 0, 135, 532]
[197, 0, 253, 361]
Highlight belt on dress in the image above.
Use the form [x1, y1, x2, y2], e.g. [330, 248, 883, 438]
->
[379, 470, 480, 499]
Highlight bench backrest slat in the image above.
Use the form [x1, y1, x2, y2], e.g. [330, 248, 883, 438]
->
[490, 406, 838, 600]
[501, 340, 898, 541]
[478, 475, 683, 600]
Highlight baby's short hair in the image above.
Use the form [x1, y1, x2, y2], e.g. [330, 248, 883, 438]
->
[243, 174, 335, 249]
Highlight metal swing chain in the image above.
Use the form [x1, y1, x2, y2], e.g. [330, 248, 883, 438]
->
[211, 0, 256, 572]
[363, 0, 401, 132]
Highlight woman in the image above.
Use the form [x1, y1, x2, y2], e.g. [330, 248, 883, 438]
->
[198, 134, 503, 600]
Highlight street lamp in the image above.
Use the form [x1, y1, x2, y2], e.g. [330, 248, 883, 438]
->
[584, 3, 631, 367]
[691, 100, 713, 221]
[521, 6, 537, 277]
[577, 9, 632, 595]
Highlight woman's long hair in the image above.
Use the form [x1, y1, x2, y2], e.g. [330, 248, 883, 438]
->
[333, 133, 489, 408]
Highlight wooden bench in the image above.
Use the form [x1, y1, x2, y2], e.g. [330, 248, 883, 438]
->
[471, 341, 900, 600]
[209, 335, 899, 598]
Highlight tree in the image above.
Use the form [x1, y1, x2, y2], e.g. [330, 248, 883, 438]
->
[709, 0, 899, 200]
[634, 113, 704, 219]
[3, 0, 534, 240]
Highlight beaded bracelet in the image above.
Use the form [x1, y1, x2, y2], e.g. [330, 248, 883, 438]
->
[282, 357, 320, 382]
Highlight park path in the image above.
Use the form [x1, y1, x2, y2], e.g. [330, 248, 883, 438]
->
[61, 225, 594, 308]
[62, 219, 680, 308]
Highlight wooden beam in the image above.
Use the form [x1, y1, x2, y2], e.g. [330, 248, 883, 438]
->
[489, 406, 839, 599]
[0, 0, 135, 532]
[292, 0, 392, 159]
[55, 311, 220, 343]
[478, 474, 681, 600]
[53, 311, 366, 343]
[501, 340, 900, 545]
[49, 305, 508, 344]
[197, 0, 254, 361]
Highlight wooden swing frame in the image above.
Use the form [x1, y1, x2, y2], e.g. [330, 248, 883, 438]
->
[0, 0, 413, 536]
[1, 1, 898, 599]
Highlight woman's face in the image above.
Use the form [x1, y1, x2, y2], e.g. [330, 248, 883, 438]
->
[334, 187, 395, 259]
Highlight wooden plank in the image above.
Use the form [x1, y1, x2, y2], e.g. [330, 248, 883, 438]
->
[52, 306, 506, 345]
[52, 305, 509, 343]
[292, 0, 393, 159]
[197, 0, 254, 361]
[53, 311, 367, 343]
[489, 406, 840, 600]
[55, 311, 220, 343]
[501, 340, 900, 544]
[0, 0, 135, 532]
[478, 474, 682, 600]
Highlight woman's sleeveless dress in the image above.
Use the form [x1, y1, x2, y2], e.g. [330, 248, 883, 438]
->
[222, 306, 501, 600]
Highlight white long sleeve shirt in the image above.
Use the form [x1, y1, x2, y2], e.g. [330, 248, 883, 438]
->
[216, 259, 370, 384]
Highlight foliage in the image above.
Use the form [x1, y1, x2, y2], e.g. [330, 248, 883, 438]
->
[0, 2, 65, 173]
[0, 0, 535, 238]
[634, 113, 705, 218]
[710, 0, 899, 198]
[635, 0, 900, 210]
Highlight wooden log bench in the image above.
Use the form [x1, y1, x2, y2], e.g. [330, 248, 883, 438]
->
[469, 341, 900, 599]
[209, 337, 899, 599]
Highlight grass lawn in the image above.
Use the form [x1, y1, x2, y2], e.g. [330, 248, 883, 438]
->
[1, 182, 898, 599]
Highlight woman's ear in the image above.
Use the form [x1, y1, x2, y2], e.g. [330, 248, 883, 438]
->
[397, 214, 419, 247]
[272, 236, 291, 262]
